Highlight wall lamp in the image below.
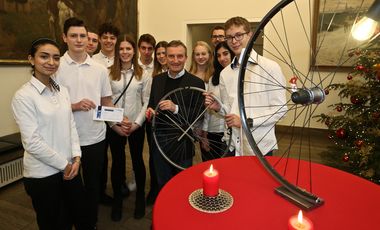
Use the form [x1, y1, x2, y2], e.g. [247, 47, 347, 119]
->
[351, 0, 380, 41]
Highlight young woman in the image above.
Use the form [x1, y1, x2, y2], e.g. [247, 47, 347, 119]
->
[12, 38, 89, 229]
[189, 41, 214, 86]
[152, 41, 168, 77]
[202, 41, 235, 161]
[189, 41, 215, 160]
[108, 34, 149, 221]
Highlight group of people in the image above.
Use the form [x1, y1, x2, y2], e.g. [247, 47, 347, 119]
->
[11, 15, 286, 229]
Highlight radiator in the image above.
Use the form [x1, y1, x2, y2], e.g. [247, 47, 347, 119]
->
[0, 158, 23, 188]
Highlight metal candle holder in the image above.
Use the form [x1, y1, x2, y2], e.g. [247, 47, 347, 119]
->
[188, 189, 233, 213]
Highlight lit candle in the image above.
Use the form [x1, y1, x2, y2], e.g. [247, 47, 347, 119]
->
[202, 164, 219, 197]
[288, 210, 314, 230]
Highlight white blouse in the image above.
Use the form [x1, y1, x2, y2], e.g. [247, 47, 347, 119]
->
[202, 76, 226, 133]
[110, 66, 151, 126]
[12, 76, 81, 178]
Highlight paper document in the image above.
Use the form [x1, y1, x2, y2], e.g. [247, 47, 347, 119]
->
[93, 106, 124, 122]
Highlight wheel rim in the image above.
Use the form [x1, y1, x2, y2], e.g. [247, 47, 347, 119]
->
[152, 86, 232, 170]
[238, 0, 373, 209]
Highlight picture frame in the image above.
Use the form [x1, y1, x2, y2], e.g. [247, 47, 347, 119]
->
[0, 0, 137, 65]
[312, 0, 375, 69]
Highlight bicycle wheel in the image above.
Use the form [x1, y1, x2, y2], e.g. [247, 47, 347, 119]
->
[152, 86, 232, 170]
[238, 0, 373, 209]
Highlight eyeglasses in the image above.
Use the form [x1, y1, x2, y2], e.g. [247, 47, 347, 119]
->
[225, 32, 249, 42]
[211, 35, 225, 40]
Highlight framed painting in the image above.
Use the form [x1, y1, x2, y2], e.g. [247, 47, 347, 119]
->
[0, 0, 138, 65]
[312, 0, 376, 69]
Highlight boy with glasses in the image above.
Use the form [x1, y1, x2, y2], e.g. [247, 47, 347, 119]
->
[205, 16, 287, 156]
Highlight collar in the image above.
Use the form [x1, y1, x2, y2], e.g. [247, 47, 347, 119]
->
[121, 65, 135, 74]
[231, 48, 258, 69]
[63, 51, 92, 65]
[29, 76, 60, 94]
[168, 69, 185, 79]
[138, 58, 154, 69]
[98, 50, 114, 61]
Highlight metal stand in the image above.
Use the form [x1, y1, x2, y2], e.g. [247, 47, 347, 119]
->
[275, 186, 324, 210]
[189, 189, 233, 213]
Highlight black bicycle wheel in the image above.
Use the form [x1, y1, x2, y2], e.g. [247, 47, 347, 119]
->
[238, 0, 373, 209]
[152, 86, 232, 170]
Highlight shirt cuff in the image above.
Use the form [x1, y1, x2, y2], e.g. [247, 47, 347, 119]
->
[173, 104, 179, 114]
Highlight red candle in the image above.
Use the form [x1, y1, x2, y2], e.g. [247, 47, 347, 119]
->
[202, 164, 219, 197]
[288, 210, 314, 230]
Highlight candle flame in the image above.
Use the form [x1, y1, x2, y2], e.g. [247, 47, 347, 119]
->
[297, 210, 303, 224]
[209, 164, 214, 173]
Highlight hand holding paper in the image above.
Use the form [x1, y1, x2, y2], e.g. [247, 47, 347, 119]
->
[93, 105, 124, 122]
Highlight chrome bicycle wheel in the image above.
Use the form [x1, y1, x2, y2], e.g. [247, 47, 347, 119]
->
[152, 86, 232, 170]
[238, 0, 374, 209]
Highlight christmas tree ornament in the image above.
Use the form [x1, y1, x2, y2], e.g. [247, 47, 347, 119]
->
[356, 65, 367, 72]
[355, 139, 364, 148]
[372, 112, 380, 120]
[336, 128, 347, 139]
[336, 106, 343, 112]
[350, 96, 361, 105]
[342, 153, 349, 162]
[373, 63, 380, 71]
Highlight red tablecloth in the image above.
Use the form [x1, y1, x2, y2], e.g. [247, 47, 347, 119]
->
[153, 156, 380, 230]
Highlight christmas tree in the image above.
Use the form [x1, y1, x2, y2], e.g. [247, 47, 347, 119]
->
[316, 44, 380, 184]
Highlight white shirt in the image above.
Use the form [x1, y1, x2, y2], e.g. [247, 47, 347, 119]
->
[92, 50, 114, 68]
[110, 66, 151, 126]
[55, 52, 112, 146]
[12, 76, 81, 178]
[219, 49, 287, 156]
[202, 76, 225, 133]
[138, 58, 154, 77]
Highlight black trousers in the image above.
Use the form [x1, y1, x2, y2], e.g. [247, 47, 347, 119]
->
[24, 172, 90, 230]
[202, 132, 226, 161]
[81, 140, 106, 227]
[145, 122, 159, 196]
[107, 125, 146, 201]
[151, 132, 193, 190]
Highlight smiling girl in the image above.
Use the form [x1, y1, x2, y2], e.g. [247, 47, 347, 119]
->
[12, 38, 89, 229]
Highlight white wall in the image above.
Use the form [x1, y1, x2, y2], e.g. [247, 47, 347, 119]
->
[138, 0, 278, 45]
[0, 0, 347, 136]
[0, 66, 29, 136]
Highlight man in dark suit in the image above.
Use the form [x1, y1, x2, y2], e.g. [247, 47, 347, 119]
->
[146, 40, 205, 191]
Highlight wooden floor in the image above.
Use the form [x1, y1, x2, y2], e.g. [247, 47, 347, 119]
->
[0, 128, 332, 230]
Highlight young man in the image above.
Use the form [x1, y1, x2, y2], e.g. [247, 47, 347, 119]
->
[210, 25, 226, 47]
[86, 31, 99, 56]
[55, 17, 129, 228]
[137, 33, 157, 203]
[138, 33, 156, 76]
[205, 16, 287, 156]
[146, 40, 205, 190]
[92, 22, 120, 67]
[91, 22, 125, 203]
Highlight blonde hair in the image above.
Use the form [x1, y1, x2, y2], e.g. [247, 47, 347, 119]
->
[189, 41, 214, 83]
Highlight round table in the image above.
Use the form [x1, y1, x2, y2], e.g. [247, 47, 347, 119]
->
[153, 156, 380, 229]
